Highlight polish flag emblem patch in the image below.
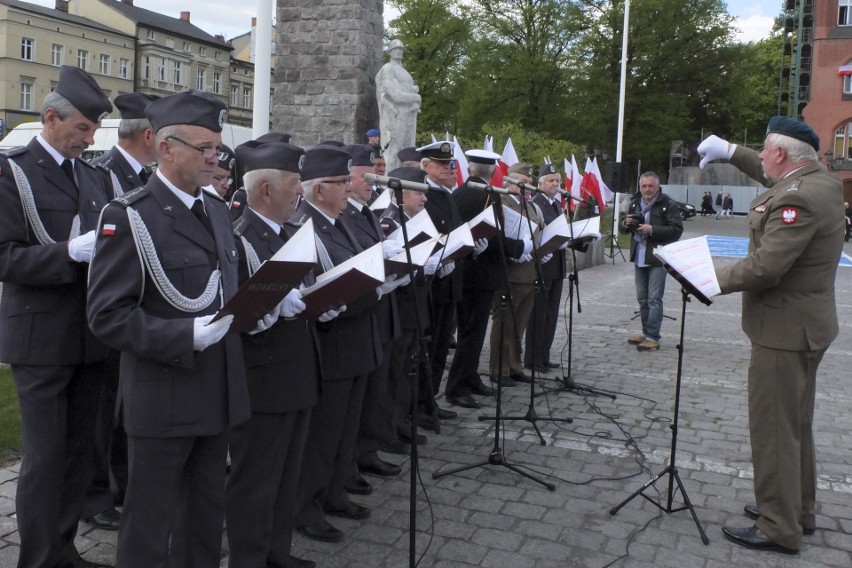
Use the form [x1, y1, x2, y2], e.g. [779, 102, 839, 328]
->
[781, 208, 798, 224]
[102, 223, 116, 236]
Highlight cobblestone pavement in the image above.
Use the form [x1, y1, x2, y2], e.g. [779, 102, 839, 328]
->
[0, 215, 850, 567]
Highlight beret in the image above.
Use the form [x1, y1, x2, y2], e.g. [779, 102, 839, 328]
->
[508, 162, 533, 177]
[342, 144, 378, 167]
[301, 146, 351, 181]
[146, 90, 227, 133]
[114, 93, 159, 120]
[386, 167, 426, 185]
[54, 65, 112, 123]
[236, 141, 305, 174]
[539, 163, 558, 177]
[255, 132, 292, 144]
[366, 128, 380, 137]
[766, 116, 819, 151]
[397, 146, 421, 164]
[216, 144, 235, 171]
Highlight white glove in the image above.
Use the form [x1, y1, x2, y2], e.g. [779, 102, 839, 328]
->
[381, 239, 405, 259]
[522, 238, 533, 256]
[193, 314, 233, 351]
[697, 135, 733, 169]
[68, 230, 97, 263]
[559, 241, 570, 250]
[249, 309, 279, 335]
[377, 274, 399, 299]
[541, 253, 553, 264]
[424, 254, 440, 275]
[473, 238, 489, 257]
[514, 253, 532, 264]
[438, 261, 455, 278]
[318, 305, 347, 322]
[278, 288, 306, 318]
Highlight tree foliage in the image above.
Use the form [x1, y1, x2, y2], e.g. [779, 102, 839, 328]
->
[386, 0, 780, 178]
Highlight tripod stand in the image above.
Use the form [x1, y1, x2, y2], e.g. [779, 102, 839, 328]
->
[609, 287, 709, 545]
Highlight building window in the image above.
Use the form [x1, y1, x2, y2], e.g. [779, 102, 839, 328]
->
[99, 54, 110, 75]
[199, 46, 207, 56]
[146, 29, 155, 40]
[841, 0, 852, 25]
[20, 81, 33, 111]
[183, 41, 191, 52]
[158, 58, 166, 82]
[835, 124, 852, 160]
[215, 51, 222, 61]
[197, 68, 206, 90]
[119, 58, 129, 79]
[173, 61, 183, 85]
[213, 72, 221, 94]
[78, 49, 88, 70]
[21, 38, 34, 61]
[51, 44, 63, 66]
[231, 84, 239, 106]
[143, 56, 150, 80]
[243, 86, 251, 109]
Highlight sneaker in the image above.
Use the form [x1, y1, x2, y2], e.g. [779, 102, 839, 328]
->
[636, 339, 660, 351]
[627, 335, 645, 345]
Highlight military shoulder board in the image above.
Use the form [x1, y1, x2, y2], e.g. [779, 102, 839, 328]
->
[287, 213, 310, 228]
[112, 186, 149, 208]
[232, 215, 249, 237]
[0, 146, 26, 158]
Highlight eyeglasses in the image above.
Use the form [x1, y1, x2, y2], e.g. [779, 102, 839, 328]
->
[319, 177, 351, 185]
[213, 175, 233, 187]
[167, 135, 220, 160]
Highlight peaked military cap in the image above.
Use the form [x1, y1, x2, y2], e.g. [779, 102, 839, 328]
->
[301, 146, 351, 181]
[343, 144, 378, 167]
[417, 140, 454, 161]
[465, 149, 501, 165]
[54, 65, 112, 123]
[146, 90, 227, 133]
[237, 142, 305, 174]
[766, 116, 820, 151]
[114, 93, 159, 120]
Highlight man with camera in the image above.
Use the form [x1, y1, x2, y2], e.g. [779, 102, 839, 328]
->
[619, 172, 683, 351]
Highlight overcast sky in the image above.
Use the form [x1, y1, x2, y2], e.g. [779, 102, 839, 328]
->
[28, 0, 780, 44]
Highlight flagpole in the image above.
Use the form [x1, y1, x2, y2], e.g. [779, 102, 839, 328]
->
[252, 0, 273, 138]
[615, 0, 630, 163]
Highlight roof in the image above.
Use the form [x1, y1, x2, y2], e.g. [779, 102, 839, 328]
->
[0, 0, 130, 37]
[95, 0, 232, 48]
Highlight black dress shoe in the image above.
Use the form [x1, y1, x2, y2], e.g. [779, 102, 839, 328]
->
[416, 412, 436, 431]
[268, 556, 316, 568]
[543, 361, 560, 369]
[490, 375, 518, 387]
[436, 407, 457, 419]
[84, 508, 121, 531]
[298, 520, 344, 543]
[446, 394, 481, 409]
[398, 431, 426, 445]
[469, 382, 495, 397]
[510, 372, 532, 383]
[722, 525, 798, 554]
[344, 474, 373, 495]
[743, 504, 815, 535]
[380, 439, 410, 454]
[323, 501, 371, 520]
[524, 363, 550, 373]
[359, 457, 401, 477]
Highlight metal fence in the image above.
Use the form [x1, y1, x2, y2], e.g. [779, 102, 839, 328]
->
[661, 184, 764, 215]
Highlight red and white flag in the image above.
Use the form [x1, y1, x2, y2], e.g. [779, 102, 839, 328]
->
[491, 138, 518, 188]
[579, 157, 603, 214]
[591, 158, 614, 205]
[453, 136, 469, 187]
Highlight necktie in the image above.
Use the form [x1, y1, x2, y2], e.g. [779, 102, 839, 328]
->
[278, 227, 287, 240]
[553, 200, 561, 215]
[61, 159, 76, 187]
[191, 200, 214, 239]
[139, 168, 149, 184]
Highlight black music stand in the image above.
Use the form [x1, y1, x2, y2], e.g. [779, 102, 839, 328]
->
[609, 263, 711, 545]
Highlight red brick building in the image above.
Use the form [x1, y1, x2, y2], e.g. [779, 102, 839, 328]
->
[802, 0, 852, 200]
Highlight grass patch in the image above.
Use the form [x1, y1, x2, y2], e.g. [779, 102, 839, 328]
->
[0, 365, 22, 464]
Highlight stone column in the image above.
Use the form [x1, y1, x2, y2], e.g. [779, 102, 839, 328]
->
[273, 0, 383, 147]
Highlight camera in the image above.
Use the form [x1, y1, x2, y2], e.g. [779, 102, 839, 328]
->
[625, 214, 643, 232]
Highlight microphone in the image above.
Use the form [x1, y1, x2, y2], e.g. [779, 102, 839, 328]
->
[466, 180, 517, 195]
[364, 173, 429, 194]
[502, 177, 596, 207]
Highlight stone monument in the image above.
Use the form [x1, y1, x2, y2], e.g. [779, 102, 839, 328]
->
[272, 1, 383, 146]
[375, 39, 421, 171]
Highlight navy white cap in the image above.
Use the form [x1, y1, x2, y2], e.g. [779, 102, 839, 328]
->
[465, 149, 501, 165]
[417, 141, 454, 161]
[54, 65, 112, 123]
[301, 146, 351, 181]
[114, 93, 159, 120]
[145, 90, 228, 133]
[236, 142, 305, 174]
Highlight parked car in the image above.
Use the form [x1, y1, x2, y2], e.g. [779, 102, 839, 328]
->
[674, 201, 696, 220]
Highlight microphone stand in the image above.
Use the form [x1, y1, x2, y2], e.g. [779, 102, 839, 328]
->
[480, 183, 572, 444]
[386, 180, 439, 568]
[433, 180, 554, 491]
[536, 192, 615, 401]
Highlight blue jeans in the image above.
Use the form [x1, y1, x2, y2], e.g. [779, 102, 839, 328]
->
[634, 265, 667, 342]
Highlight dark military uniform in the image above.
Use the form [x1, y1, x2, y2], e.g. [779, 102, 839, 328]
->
[225, 208, 321, 567]
[292, 201, 380, 530]
[93, 146, 147, 198]
[0, 138, 111, 568]
[524, 193, 567, 369]
[227, 186, 247, 221]
[87, 174, 250, 566]
[717, 146, 844, 550]
[445, 177, 525, 399]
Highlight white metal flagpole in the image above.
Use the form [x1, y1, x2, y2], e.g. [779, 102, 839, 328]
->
[252, 0, 273, 138]
[615, 0, 630, 163]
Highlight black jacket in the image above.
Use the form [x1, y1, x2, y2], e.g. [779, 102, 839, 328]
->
[619, 192, 683, 266]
